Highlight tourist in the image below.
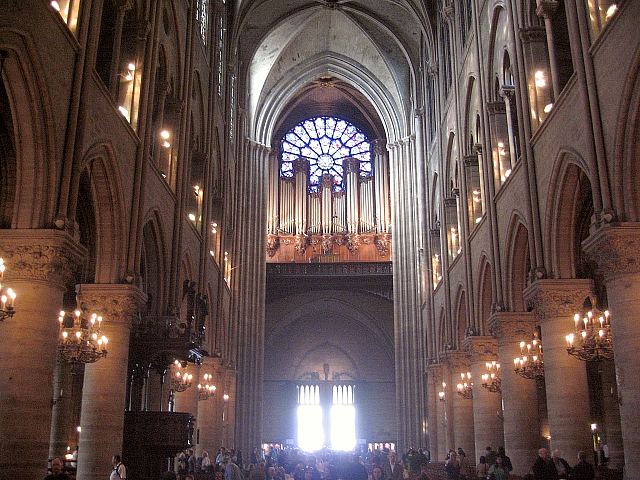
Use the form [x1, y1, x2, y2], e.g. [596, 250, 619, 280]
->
[496, 447, 512, 474]
[444, 450, 460, 479]
[223, 453, 244, 480]
[551, 450, 570, 479]
[43, 457, 70, 480]
[476, 456, 488, 479]
[202, 450, 213, 472]
[383, 451, 403, 480]
[484, 447, 497, 467]
[571, 451, 595, 480]
[532, 448, 558, 480]
[418, 463, 431, 480]
[371, 465, 384, 480]
[110, 454, 127, 480]
[487, 456, 508, 480]
[457, 448, 472, 480]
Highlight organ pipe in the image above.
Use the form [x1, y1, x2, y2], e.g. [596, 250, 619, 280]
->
[309, 193, 321, 234]
[359, 177, 374, 232]
[345, 158, 359, 234]
[333, 192, 346, 234]
[321, 174, 333, 235]
[293, 159, 309, 235]
[267, 151, 279, 234]
[279, 179, 295, 234]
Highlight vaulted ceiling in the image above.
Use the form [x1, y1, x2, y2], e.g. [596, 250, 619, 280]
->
[233, 0, 436, 144]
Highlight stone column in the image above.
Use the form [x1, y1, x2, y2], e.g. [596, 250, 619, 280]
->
[0, 230, 85, 478]
[76, 284, 146, 480]
[464, 336, 504, 456]
[426, 364, 442, 461]
[583, 224, 640, 479]
[524, 279, 594, 463]
[490, 312, 541, 476]
[599, 360, 624, 471]
[197, 358, 223, 456]
[49, 360, 77, 460]
[443, 352, 475, 462]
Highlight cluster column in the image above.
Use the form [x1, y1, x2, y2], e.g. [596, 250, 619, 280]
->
[489, 312, 541, 475]
[464, 336, 504, 456]
[443, 351, 475, 461]
[0, 230, 85, 478]
[584, 224, 640, 479]
[524, 279, 594, 463]
[76, 284, 146, 480]
[426, 364, 443, 460]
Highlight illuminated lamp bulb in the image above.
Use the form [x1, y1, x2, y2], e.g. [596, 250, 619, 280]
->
[606, 4, 618, 19]
[50, 1, 61, 11]
[544, 103, 553, 113]
[160, 130, 171, 140]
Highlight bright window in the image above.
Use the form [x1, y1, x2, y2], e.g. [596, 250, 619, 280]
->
[280, 117, 372, 193]
[297, 385, 323, 452]
[330, 385, 356, 451]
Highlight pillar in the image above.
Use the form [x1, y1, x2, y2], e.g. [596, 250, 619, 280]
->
[490, 312, 541, 476]
[464, 336, 504, 456]
[197, 358, 223, 456]
[0, 230, 85, 478]
[426, 364, 442, 461]
[524, 279, 594, 463]
[443, 352, 475, 462]
[584, 224, 640, 479]
[599, 360, 624, 471]
[76, 284, 146, 480]
[49, 360, 77, 460]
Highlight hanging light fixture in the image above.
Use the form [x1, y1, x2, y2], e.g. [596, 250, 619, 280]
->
[481, 361, 501, 393]
[565, 306, 613, 362]
[170, 360, 193, 392]
[456, 372, 473, 399]
[197, 373, 216, 401]
[514, 331, 544, 381]
[57, 306, 108, 364]
[438, 381, 446, 402]
[0, 258, 17, 321]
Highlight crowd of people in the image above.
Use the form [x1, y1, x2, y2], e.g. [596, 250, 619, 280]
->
[43, 443, 603, 480]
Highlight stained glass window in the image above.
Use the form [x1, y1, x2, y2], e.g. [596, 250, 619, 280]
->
[280, 117, 372, 193]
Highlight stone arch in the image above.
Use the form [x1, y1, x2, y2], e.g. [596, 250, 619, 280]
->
[613, 43, 640, 221]
[0, 29, 57, 228]
[545, 150, 595, 279]
[505, 212, 530, 312]
[76, 142, 127, 283]
[293, 342, 360, 381]
[140, 211, 167, 315]
[436, 306, 446, 354]
[487, 5, 514, 102]
[477, 255, 494, 334]
[454, 287, 468, 348]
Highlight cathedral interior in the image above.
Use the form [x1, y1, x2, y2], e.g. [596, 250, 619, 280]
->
[1, 0, 640, 479]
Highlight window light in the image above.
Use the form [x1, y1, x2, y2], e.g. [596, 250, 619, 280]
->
[50, 1, 61, 11]
[606, 4, 618, 20]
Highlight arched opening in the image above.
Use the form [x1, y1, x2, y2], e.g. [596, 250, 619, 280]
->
[477, 258, 493, 334]
[508, 220, 530, 312]
[455, 289, 468, 348]
[0, 77, 17, 228]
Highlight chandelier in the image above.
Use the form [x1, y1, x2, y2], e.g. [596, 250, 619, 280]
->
[197, 373, 216, 401]
[438, 381, 446, 402]
[57, 307, 108, 364]
[456, 372, 473, 399]
[170, 360, 193, 392]
[481, 361, 501, 393]
[514, 332, 544, 381]
[565, 307, 613, 362]
[0, 258, 17, 321]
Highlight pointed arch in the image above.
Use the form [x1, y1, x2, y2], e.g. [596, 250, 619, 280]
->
[0, 29, 57, 228]
[476, 255, 494, 334]
[454, 287, 468, 348]
[141, 210, 168, 315]
[545, 150, 594, 279]
[504, 212, 531, 312]
[76, 142, 127, 283]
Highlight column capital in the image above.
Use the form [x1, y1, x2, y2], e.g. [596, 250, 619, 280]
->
[0, 229, 86, 288]
[536, 0, 559, 20]
[489, 312, 537, 346]
[426, 363, 444, 385]
[77, 284, 147, 326]
[519, 26, 547, 44]
[441, 350, 470, 372]
[582, 223, 640, 281]
[463, 336, 498, 362]
[523, 279, 595, 321]
[499, 84, 516, 102]
[486, 101, 507, 116]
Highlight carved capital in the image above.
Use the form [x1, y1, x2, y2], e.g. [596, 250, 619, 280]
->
[426, 62, 439, 78]
[499, 84, 516, 102]
[77, 284, 147, 326]
[441, 350, 470, 372]
[463, 154, 479, 168]
[0, 230, 86, 288]
[374, 233, 392, 256]
[372, 139, 386, 157]
[488, 312, 537, 346]
[582, 223, 640, 281]
[519, 27, 547, 44]
[266, 234, 280, 257]
[426, 363, 444, 386]
[486, 101, 507, 116]
[536, 0, 559, 19]
[524, 279, 595, 321]
[294, 233, 309, 255]
[463, 336, 498, 362]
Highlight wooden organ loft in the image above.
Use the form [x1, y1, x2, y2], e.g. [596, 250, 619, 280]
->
[265, 117, 392, 263]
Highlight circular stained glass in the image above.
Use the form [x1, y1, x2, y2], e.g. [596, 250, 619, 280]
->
[280, 116, 372, 192]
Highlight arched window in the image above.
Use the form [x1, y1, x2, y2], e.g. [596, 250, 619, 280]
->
[280, 117, 372, 193]
[196, 0, 209, 44]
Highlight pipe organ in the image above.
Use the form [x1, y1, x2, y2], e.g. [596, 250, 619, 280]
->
[266, 116, 392, 262]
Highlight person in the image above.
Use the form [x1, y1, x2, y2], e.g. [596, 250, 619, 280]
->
[188, 449, 197, 473]
[418, 463, 431, 480]
[487, 456, 508, 480]
[496, 448, 512, 474]
[383, 451, 403, 480]
[217, 447, 227, 465]
[444, 450, 460, 479]
[484, 447, 497, 467]
[202, 450, 213, 472]
[457, 449, 472, 480]
[251, 460, 267, 480]
[111, 454, 127, 480]
[476, 456, 488, 479]
[571, 452, 595, 480]
[371, 465, 384, 480]
[532, 448, 558, 480]
[223, 453, 244, 480]
[551, 450, 570, 479]
[43, 457, 70, 480]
